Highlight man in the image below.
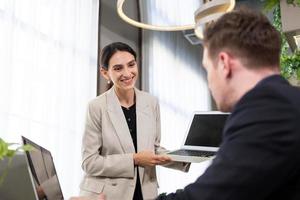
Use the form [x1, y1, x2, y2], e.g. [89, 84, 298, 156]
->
[157, 8, 300, 200]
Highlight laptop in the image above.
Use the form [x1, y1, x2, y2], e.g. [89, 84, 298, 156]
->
[166, 111, 229, 163]
[0, 152, 39, 200]
[22, 136, 64, 200]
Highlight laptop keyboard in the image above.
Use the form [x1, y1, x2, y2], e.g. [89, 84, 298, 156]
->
[168, 149, 215, 157]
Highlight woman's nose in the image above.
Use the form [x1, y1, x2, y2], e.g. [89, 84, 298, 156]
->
[122, 67, 131, 76]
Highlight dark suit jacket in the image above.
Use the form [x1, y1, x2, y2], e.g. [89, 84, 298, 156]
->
[158, 75, 300, 200]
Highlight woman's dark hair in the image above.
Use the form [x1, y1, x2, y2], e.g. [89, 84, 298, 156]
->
[100, 42, 137, 70]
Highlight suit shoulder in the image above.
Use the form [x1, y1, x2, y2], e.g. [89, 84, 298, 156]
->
[137, 90, 158, 104]
[240, 77, 300, 107]
[87, 91, 108, 110]
[228, 79, 300, 134]
[138, 90, 156, 99]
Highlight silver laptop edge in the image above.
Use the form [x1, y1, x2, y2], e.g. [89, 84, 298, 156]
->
[24, 152, 40, 200]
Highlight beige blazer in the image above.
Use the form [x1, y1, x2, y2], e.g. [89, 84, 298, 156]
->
[80, 87, 189, 200]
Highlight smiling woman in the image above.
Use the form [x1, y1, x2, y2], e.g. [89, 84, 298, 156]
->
[79, 42, 190, 200]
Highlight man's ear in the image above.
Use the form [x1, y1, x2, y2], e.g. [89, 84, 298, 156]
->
[218, 52, 232, 79]
[100, 67, 110, 81]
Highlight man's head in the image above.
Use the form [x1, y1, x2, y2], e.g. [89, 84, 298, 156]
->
[202, 8, 281, 111]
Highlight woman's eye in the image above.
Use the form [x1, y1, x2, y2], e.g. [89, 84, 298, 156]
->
[129, 62, 136, 67]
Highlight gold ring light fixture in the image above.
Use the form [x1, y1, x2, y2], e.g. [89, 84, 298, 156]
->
[194, 0, 235, 39]
[117, 0, 195, 31]
[117, 0, 235, 37]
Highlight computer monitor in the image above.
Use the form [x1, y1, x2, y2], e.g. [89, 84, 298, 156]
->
[22, 136, 64, 200]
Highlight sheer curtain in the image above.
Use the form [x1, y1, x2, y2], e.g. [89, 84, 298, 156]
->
[140, 0, 214, 194]
[0, 0, 99, 198]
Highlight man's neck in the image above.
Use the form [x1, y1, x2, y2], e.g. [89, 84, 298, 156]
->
[230, 67, 280, 107]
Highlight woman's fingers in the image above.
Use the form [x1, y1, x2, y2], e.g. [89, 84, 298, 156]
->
[153, 155, 172, 164]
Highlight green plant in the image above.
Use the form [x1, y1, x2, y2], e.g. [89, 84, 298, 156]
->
[288, 0, 300, 6]
[281, 50, 300, 79]
[263, 0, 300, 11]
[262, 0, 300, 80]
[0, 137, 33, 185]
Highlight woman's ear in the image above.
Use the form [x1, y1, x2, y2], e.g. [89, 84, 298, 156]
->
[100, 67, 110, 81]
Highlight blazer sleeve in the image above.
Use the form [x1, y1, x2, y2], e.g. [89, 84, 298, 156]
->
[157, 89, 300, 200]
[81, 100, 135, 178]
[153, 100, 165, 155]
[154, 100, 190, 172]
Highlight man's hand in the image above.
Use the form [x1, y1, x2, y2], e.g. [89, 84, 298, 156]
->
[97, 193, 105, 200]
[69, 193, 105, 200]
[36, 185, 46, 199]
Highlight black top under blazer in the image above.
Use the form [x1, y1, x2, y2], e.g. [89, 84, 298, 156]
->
[158, 75, 300, 200]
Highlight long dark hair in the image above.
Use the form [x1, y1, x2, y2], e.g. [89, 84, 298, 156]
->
[100, 42, 137, 70]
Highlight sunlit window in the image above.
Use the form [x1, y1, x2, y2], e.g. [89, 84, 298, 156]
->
[140, 0, 213, 194]
[0, 0, 99, 197]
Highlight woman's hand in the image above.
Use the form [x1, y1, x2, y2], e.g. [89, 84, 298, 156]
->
[133, 151, 172, 167]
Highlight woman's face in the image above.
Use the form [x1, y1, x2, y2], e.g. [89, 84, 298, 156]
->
[103, 51, 138, 92]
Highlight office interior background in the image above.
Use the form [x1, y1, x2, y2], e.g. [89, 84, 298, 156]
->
[0, 0, 278, 198]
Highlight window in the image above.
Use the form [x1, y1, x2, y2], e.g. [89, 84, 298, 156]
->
[0, 0, 99, 197]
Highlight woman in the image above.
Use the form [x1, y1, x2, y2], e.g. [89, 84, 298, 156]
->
[80, 42, 189, 200]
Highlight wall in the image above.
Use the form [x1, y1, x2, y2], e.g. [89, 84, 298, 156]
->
[98, 0, 141, 94]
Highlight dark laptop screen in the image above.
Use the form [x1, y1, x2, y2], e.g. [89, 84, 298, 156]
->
[184, 113, 229, 147]
[22, 136, 64, 200]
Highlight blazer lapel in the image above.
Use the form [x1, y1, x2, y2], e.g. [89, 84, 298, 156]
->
[135, 88, 152, 183]
[106, 87, 135, 154]
[135, 88, 152, 152]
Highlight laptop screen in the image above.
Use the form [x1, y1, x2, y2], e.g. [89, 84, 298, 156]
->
[22, 136, 64, 200]
[184, 113, 229, 147]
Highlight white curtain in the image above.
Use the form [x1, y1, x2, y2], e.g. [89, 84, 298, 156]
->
[140, 0, 213, 194]
[0, 0, 99, 198]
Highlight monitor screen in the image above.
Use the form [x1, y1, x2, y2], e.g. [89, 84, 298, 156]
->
[22, 136, 64, 200]
[184, 113, 229, 147]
